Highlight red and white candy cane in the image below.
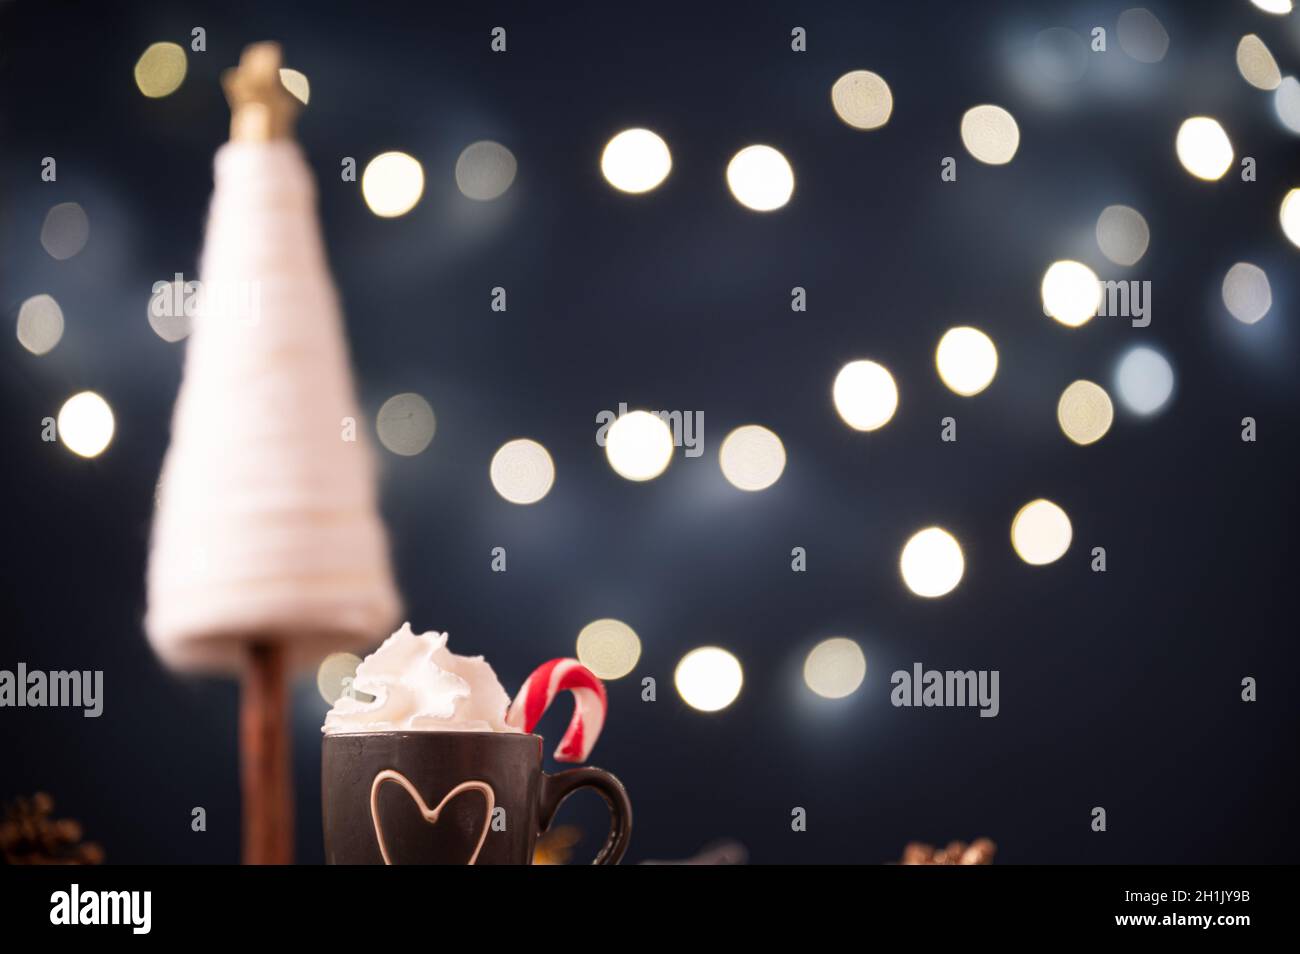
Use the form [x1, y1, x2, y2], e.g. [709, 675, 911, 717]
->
[506, 659, 607, 762]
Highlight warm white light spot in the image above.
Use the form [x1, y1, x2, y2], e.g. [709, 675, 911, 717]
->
[1278, 78, 1300, 135]
[1176, 117, 1234, 181]
[490, 438, 555, 504]
[1095, 205, 1150, 267]
[576, 619, 642, 680]
[675, 647, 743, 712]
[719, 425, 786, 491]
[1011, 499, 1072, 566]
[1117, 7, 1169, 64]
[1250, 0, 1293, 13]
[900, 527, 964, 598]
[362, 151, 425, 217]
[1041, 260, 1101, 327]
[16, 294, 64, 355]
[960, 105, 1020, 165]
[935, 327, 998, 397]
[726, 145, 794, 211]
[600, 128, 672, 194]
[148, 280, 193, 343]
[1237, 36, 1281, 91]
[833, 360, 898, 431]
[279, 68, 310, 104]
[803, 637, 866, 699]
[376, 393, 436, 456]
[1281, 189, 1300, 248]
[1222, 263, 1272, 324]
[830, 70, 893, 130]
[1057, 380, 1114, 444]
[456, 141, 517, 201]
[317, 652, 362, 704]
[57, 391, 115, 458]
[134, 42, 187, 98]
[1114, 347, 1174, 416]
[605, 410, 674, 481]
[41, 203, 90, 260]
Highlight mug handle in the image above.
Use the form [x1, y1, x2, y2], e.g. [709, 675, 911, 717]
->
[537, 767, 632, 865]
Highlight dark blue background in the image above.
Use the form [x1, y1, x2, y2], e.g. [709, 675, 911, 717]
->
[2, 0, 1298, 863]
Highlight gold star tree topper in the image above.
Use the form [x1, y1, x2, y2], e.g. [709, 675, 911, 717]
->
[221, 42, 300, 142]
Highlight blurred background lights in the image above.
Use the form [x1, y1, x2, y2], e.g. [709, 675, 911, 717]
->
[1281, 189, 1300, 248]
[1222, 263, 1272, 324]
[960, 105, 1019, 165]
[1114, 347, 1174, 416]
[57, 391, 115, 458]
[719, 424, 786, 491]
[1176, 118, 1233, 180]
[362, 151, 425, 217]
[1010, 499, 1072, 565]
[1250, 0, 1293, 13]
[278, 68, 310, 104]
[935, 326, 998, 396]
[900, 527, 964, 598]
[830, 70, 893, 130]
[832, 360, 898, 431]
[148, 280, 193, 342]
[40, 203, 90, 260]
[134, 41, 187, 98]
[17, 294, 64, 355]
[1276, 78, 1300, 135]
[1057, 380, 1114, 444]
[1032, 28, 1088, 84]
[455, 141, 517, 201]
[375, 392, 436, 456]
[490, 438, 555, 504]
[726, 145, 794, 211]
[1116, 7, 1169, 64]
[316, 652, 362, 705]
[803, 637, 866, 699]
[605, 410, 674, 481]
[575, 619, 641, 680]
[674, 647, 743, 712]
[600, 128, 671, 194]
[1041, 260, 1100, 327]
[1095, 205, 1149, 266]
[1237, 36, 1281, 91]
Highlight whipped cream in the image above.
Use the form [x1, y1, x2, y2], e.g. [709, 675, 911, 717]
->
[323, 623, 520, 735]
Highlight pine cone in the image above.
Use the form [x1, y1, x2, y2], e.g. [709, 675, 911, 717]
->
[0, 793, 104, 865]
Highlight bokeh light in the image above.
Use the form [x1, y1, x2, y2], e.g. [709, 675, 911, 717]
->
[675, 647, 743, 712]
[16, 294, 64, 355]
[832, 360, 898, 431]
[362, 151, 425, 217]
[1281, 189, 1300, 248]
[726, 145, 794, 211]
[1057, 380, 1114, 444]
[1237, 35, 1281, 91]
[40, 203, 90, 260]
[1114, 347, 1174, 416]
[575, 619, 642, 680]
[1095, 205, 1149, 267]
[278, 68, 310, 104]
[1032, 28, 1088, 84]
[1010, 499, 1072, 565]
[1276, 78, 1300, 134]
[1041, 260, 1100, 327]
[960, 105, 1020, 165]
[803, 637, 866, 699]
[600, 128, 672, 194]
[605, 410, 674, 481]
[1222, 262, 1272, 325]
[455, 141, 517, 201]
[375, 393, 436, 456]
[1117, 7, 1169, 64]
[490, 438, 556, 504]
[134, 42, 187, 98]
[935, 326, 998, 396]
[1250, 0, 1293, 13]
[148, 280, 193, 343]
[57, 391, 115, 458]
[719, 425, 786, 491]
[316, 652, 362, 704]
[899, 527, 964, 598]
[830, 70, 893, 130]
[1176, 118, 1233, 181]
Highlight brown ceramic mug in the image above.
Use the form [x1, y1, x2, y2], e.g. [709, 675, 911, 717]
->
[322, 731, 631, 865]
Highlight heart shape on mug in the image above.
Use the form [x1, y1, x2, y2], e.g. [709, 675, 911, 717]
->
[369, 769, 496, 865]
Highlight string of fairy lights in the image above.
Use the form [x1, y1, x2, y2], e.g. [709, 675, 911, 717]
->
[16, 3, 1300, 715]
